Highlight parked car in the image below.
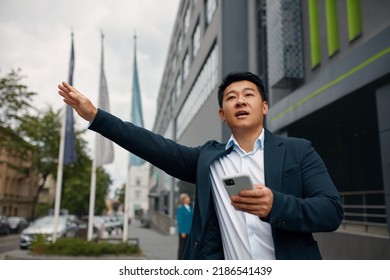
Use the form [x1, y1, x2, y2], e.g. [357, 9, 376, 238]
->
[19, 215, 78, 249]
[8, 216, 29, 233]
[0, 215, 10, 236]
[103, 215, 119, 235]
[103, 215, 130, 235]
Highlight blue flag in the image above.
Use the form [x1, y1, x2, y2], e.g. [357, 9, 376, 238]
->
[63, 33, 77, 165]
[130, 35, 145, 166]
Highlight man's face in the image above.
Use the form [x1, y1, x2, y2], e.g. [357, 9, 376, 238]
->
[218, 80, 268, 133]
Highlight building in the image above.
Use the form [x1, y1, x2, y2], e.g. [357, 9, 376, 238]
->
[152, 0, 390, 258]
[127, 163, 150, 219]
[0, 127, 40, 219]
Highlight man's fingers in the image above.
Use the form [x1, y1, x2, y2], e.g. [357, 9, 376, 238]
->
[61, 81, 72, 90]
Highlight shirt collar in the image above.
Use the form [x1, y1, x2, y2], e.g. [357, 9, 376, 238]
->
[225, 129, 265, 153]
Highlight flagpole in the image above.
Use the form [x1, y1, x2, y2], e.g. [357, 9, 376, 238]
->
[53, 31, 76, 242]
[87, 158, 97, 240]
[88, 30, 114, 240]
[123, 166, 131, 242]
[53, 106, 66, 242]
[122, 32, 137, 243]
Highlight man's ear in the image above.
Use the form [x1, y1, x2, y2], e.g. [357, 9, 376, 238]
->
[218, 108, 225, 121]
[262, 101, 269, 116]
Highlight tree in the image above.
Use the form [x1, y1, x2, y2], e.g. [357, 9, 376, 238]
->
[0, 69, 112, 218]
[115, 183, 126, 205]
[0, 69, 36, 129]
[17, 106, 112, 218]
[17, 107, 62, 218]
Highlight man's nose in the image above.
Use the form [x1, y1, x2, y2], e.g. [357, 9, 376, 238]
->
[236, 96, 246, 106]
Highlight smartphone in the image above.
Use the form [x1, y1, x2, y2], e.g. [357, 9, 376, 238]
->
[222, 173, 254, 197]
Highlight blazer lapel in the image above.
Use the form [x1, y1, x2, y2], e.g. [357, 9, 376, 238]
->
[264, 129, 285, 192]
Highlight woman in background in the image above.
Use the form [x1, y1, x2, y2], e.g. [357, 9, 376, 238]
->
[176, 193, 193, 259]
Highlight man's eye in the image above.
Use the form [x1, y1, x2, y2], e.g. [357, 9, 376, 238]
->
[226, 96, 235, 101]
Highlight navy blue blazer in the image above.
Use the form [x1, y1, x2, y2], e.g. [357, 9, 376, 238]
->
[90, 109, 344, 260]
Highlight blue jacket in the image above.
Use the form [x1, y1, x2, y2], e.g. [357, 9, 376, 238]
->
[176, 204, 193, 235]
[90, 109, 344, 260]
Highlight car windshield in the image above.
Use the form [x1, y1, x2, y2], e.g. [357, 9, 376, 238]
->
[32, 216, 67, 226]
[8, 217, 21, 223]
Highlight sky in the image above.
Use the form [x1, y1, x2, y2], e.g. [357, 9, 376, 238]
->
[0, 0, 180, 197]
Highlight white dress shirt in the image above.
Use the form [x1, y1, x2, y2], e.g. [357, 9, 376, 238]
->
[209, 130, 275, 259]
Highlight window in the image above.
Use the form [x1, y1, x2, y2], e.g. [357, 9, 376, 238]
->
[184, 7, 191, 35]
[177, 32, 182, 53]
[176, 72, 182, 98]
[177, 44, 218, 138]
[192, 22, 201, 58]
[182, 52, 190, 82]
[171, 54, 177, 74]
[206, 0, 217, 25]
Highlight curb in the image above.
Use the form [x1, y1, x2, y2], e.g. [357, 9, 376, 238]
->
[2, 249, 146, 260]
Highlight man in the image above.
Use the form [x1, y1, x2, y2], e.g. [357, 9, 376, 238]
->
[58, 72, 343, 259]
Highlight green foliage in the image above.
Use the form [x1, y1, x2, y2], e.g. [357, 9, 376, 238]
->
[0, 69, 113, 219]
[0, 69, 36, 128]
[35, 203, 53, 218]
[30, 238, 141, 256]
[115, 183, 126, 205]
[16, 107, 61, 176]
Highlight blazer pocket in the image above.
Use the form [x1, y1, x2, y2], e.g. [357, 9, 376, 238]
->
[282, 164, 300, 179]
[281, 164, 302, 196]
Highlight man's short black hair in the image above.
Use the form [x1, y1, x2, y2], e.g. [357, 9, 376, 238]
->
[217, 72, 267, 108]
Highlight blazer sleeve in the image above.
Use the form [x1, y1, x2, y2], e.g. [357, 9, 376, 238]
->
[89, 109, 199, 183]
[267, 139, 344, 233]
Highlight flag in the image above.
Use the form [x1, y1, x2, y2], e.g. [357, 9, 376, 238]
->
[130, 34, 145, 166]
[63, 33, 77, 165]
[95, 32, 114, 167]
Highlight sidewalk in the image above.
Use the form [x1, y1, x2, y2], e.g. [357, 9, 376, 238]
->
[1, 219, 178, 260]
[124, 219, 178, 260]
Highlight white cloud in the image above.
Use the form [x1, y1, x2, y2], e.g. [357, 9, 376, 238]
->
[0, 0, 180, 196]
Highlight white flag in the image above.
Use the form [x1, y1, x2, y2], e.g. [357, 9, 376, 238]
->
[95, 33, 114, 167]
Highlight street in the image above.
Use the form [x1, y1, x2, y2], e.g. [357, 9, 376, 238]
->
[0, 220, 178, 260]
[0, 233, 19, 254]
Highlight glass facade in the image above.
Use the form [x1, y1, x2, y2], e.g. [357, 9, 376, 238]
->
[176, 44, 218, 138]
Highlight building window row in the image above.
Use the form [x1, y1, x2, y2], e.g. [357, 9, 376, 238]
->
[176, 44, 218, 138]
[169, 0, 218, 98]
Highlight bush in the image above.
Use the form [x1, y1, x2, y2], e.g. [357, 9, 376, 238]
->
[30, 237, 141, 256]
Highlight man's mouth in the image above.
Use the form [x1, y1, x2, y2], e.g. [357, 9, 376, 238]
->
[235, 111, 249, 117]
